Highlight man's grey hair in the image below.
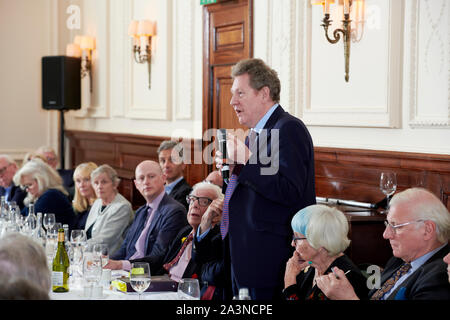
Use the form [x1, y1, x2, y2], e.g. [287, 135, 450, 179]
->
[390, 187, 450, 243]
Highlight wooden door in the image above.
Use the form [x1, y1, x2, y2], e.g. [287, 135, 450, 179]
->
[202, 0, 253, 134]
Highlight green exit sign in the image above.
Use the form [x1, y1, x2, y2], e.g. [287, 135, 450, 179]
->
[201, 0, 217, 4]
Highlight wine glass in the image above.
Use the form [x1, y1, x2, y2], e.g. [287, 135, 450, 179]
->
[43, 213, 56, 233]
[83, 252, 103, 289]
[177, 278, 200, 300]
[379, 172, 397, 213]
[93, 243, 109, 267]
[130, 262, 151, 300]
[71, 230, 87, 280]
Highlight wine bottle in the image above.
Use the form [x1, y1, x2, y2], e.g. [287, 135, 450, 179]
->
[52, 228, 70, 292]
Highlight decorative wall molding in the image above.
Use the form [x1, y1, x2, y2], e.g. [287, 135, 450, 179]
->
[173, 0, 195, 120]
[72, 0, 110, 119]
[408, 0, 450, 128]
[124, 0, 171, 121]
[301, 0, 403, 128]
[268, 0, 296, 114]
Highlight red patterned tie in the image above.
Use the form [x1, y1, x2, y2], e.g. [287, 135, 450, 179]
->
[163, 233, 194, 272]
[370, 263, 411, 300]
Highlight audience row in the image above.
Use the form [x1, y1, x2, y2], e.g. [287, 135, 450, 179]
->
[0, 141, 449, 301]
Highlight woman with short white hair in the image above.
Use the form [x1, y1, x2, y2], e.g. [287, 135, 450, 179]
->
[283, 204, 368, 300]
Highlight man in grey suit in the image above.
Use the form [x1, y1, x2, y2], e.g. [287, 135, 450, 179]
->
[106, 160, 188, 270]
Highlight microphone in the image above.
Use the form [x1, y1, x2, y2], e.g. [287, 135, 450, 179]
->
[217, 129, 229, 181]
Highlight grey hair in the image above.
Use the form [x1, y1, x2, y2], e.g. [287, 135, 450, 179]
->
[157, 140, 184, 158]
[300, 205, 351, 256]
[91, 164, 121, 187]
[390, 188, 450, 243]
[191, 181, 224, 201]
[0, 233, 51, 292]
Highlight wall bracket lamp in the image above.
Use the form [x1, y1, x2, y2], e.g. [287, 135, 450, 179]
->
[66, 35, 95, 92]
[313, 0, 353, 82]
[128, 20, 155, 89]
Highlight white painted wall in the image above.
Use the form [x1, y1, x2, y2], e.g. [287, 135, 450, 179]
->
[1, 0, 449, 164]
[0, 0, 58, 161]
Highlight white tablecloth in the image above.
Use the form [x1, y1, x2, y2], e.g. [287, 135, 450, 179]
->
[50, 270, 179, 300]
[50, 288, 178, 300]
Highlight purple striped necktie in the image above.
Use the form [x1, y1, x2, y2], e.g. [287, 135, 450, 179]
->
[220, 130, 258, 239]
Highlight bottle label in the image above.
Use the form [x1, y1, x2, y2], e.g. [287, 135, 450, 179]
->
[52, 271, 64, 286]
[58, 232, 65, 242]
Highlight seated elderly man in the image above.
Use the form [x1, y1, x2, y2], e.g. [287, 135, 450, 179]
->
[283, 204, 368, 300]
[130, 181, 224, 282]
[317, 188, 450, 300]
[0, 154, 27, 210]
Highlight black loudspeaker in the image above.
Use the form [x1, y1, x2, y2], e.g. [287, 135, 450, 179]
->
[42, 56, 81, 110]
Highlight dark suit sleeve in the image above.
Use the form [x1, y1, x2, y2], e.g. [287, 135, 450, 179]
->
[238, 119, 314, 207]
[131, 206, 188, 270]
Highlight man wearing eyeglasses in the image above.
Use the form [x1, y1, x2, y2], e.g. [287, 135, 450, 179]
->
[0, 155, 26, 210]
[105, 160, 187, 270]
[129, 182, 224, 284]
[316, 187, 450, 300]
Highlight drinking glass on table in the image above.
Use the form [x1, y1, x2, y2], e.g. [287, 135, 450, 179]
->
[379, 172, 397, 213]
[43, 213, 55, 233]
[71, 230, 87, 278]
[93, 243, 109, 267]
[130, 262, 151, 300]
[83, 252, 102, 288]
[177, 278, 200, 300]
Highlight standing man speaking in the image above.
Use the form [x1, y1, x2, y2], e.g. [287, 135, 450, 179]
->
[217, 58, 316, 300]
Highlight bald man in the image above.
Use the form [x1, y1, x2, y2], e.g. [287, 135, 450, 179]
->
[107, 160, 188, 270]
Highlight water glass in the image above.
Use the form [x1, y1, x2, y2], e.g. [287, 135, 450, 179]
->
[177, 278, 200, 300]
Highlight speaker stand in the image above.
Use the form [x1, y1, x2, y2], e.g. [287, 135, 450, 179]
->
[59, 110, 66, 170]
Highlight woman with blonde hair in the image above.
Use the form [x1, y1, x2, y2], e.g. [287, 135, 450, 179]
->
[72, 162, 98, 230]
[13, 158, 75, 229]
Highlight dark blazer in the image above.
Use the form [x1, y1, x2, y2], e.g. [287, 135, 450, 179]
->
[0, 184, 27, 210]
[72, 208, 90, 230]
[21, 188, 75, 230]
[168, 177, 192, 211]
[282, 254, 369, 300]
[111, 193, 188, 268]
[192, 225, 229, 300]
[369, 244, 450, 300]
[57, 169, 75, 201]
[133, 225, 198, 277]
[228, 105, 316, 291]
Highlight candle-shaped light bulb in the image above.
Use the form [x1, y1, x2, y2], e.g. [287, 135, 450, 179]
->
[344, 0, 350, 14]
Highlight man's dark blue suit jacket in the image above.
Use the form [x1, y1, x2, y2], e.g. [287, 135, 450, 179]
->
[111, 193, 188, 268]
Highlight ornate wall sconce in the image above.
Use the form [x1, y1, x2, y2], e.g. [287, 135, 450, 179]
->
[66, 35, 95, 92]
[312, 0, 353, 82]
[128, 20, 155, 89]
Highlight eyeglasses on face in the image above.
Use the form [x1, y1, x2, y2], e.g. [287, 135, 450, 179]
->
[186, 195, 213, 207]
[384, 219, 425, 234]
[292, 236, 307, 245]
[0, 163, 12, 176]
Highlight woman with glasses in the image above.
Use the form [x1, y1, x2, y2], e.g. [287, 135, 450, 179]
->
[13, 158, 75, 229]
[283, 204, 368, 300]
